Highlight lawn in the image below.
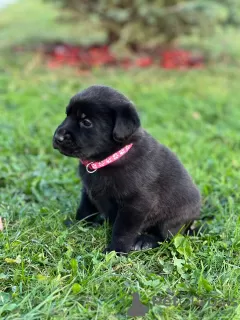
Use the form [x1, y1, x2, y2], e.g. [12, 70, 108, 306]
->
[0, 59, 240, 319]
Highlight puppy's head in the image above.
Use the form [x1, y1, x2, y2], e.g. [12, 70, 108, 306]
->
[53, 85, 140, 160]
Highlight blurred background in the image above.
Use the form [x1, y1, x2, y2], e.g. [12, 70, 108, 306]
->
[1, 0, 240, 68]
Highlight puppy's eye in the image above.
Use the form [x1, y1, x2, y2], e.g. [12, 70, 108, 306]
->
[80, 118, 92, 128]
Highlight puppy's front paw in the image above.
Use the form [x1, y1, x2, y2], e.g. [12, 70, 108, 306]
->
[76, 211, 103, 227]
[131, 234, 160, 251]
[103, 245, 129, 255]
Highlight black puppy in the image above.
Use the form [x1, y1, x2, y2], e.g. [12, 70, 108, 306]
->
[53, 85, 201, 253]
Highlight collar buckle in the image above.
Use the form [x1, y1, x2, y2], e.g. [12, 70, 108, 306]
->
[86, 162, 97, 174]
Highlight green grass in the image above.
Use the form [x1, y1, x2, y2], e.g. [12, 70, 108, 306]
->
[0, 57, 240, 319]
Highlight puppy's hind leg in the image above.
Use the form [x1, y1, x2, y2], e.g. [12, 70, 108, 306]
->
[130, 220, 190, 251]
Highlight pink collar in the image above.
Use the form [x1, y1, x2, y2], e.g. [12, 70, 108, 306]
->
[81, 143, 133, 173]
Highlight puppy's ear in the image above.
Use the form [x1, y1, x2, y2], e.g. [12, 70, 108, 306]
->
[113, 103, 140, 142]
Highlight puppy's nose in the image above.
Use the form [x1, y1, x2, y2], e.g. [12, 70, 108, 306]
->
[55, 133, 65, 142]
[54, 129, 71, 143]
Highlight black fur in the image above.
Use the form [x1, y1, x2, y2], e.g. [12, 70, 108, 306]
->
[53, 85, 201, 254]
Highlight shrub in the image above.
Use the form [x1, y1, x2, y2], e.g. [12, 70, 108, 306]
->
[46, 0, 240, 50]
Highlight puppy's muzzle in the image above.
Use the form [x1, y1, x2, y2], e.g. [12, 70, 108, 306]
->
[53, 129, 72, 148]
